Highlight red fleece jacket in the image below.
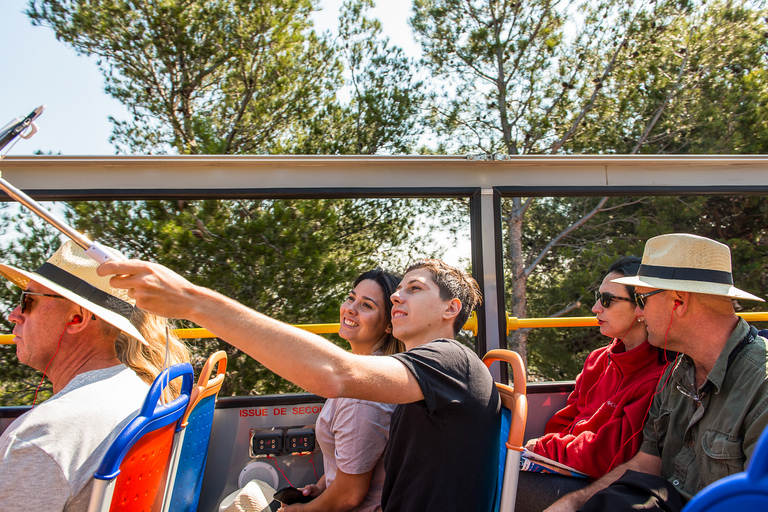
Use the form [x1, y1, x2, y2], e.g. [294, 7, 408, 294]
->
[530, 339, 670, 479]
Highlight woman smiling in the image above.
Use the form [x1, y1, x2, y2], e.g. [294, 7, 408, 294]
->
[281, 268, 403, 512]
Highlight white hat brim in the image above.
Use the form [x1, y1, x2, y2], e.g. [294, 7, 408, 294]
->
[219, 479, 276, 512]
[612, 275, 764, 302]
[0, 262, 148, 343]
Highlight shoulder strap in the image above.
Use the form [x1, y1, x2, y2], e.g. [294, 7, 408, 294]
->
[700, 326, 755, 398]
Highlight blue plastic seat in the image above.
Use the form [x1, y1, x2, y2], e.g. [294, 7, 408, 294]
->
[682, 422, 768, 512]
[163, 351, 227, 512]
[483, 349, 528, 512]
[87, 363, 194, 512]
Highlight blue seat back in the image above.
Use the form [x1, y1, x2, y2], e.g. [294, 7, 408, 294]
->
[95, 363, 194, 480]
[165, 351, 227, 512]
[483, 350, 528, 512]
[167, 394, 217, 512]
[494, 406, 512, 511]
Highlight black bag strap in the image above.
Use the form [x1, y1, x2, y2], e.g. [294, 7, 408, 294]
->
[699, 326, 756, 399]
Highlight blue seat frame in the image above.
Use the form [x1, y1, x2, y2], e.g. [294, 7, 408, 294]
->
[87, 363, 194, 512]
[163, 351, 227, 512]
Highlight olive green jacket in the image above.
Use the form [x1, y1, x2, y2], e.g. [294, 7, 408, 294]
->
[641, 319, 768, 501]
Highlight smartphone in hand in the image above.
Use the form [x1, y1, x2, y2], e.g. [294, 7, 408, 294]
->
[273, 486, 314, 504]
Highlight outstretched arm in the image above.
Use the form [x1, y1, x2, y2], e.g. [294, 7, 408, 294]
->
[545, 451, 662, 512]
[98, 259, 424, 404]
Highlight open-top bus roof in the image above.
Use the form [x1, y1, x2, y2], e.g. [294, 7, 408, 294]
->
[2, 154, 768, 198]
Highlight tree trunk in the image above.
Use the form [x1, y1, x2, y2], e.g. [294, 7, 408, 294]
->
[506, 197, 529, 366]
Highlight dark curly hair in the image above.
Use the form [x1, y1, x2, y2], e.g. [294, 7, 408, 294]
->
[352, 268, 404, 355]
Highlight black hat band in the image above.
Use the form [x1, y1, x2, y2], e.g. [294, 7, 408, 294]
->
[35, 262, 135, 320]
[638, 264, 734, 286]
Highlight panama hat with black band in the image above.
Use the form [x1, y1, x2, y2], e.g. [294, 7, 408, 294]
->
[612, 233, 764, 302]
[0, 240, 148, 344]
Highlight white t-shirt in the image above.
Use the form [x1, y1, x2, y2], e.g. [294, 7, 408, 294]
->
[315, 396, 395, 512]
[0, 365, 149, 511]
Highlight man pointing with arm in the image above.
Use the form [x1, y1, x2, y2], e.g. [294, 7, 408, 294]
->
[99, 257, 501, 511]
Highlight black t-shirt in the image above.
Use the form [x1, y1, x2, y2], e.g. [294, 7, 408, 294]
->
[381, 339, 501, 511]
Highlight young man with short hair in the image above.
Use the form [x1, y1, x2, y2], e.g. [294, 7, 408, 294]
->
[99, 257, 501, 510]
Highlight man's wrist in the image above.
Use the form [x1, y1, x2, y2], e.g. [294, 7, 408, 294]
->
[565, 488, 589, 510]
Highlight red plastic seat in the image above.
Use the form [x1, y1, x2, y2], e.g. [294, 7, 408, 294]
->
[87, 363, 194, 512]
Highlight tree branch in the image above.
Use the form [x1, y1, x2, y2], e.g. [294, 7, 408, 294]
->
[524, 196, 608, 278]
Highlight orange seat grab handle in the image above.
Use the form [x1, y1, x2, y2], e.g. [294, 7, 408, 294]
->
[483, 349, 526, 396]
[483, 349, 528, 451]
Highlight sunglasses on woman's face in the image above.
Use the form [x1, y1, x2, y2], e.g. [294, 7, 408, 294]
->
[594, 290, 635, 308]
[633, 289, 666, 309]
[19, 291, 66, 314]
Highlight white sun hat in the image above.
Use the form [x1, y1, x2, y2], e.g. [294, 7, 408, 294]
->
[219, 479, 277, 512]
[0, 239, 148, 343]
[612, 233, 764, 302]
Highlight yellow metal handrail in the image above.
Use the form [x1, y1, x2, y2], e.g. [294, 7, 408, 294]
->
[0, 322, 347, 345]
[2, 312, 767, 345]
[504, 312, 768, 333]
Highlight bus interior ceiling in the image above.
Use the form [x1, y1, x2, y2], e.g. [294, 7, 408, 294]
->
[1, 154, 767, 506]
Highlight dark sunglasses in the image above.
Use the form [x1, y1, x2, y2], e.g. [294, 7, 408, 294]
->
[594, 290, 635, 308]
[19, 291, 66, 314]
[633, 289, 666, 309]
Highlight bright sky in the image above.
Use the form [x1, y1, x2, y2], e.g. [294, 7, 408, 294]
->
[0, 1, 469, 265]
[0, 0, 420, 156]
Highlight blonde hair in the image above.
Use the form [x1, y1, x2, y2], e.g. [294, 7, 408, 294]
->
[115, 308, 191, 401]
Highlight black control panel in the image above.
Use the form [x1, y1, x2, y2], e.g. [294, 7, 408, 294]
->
[250, 426, 316, 457]
[286, 428, 316, 453]
[250, 429, 284, 456]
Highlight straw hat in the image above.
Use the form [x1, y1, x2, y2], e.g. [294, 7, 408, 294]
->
[612, 233, 764, 302]
[219, 479, 277, 512]
[0, 240, 148, 343]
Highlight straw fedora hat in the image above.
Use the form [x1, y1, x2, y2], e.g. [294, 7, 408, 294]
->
[0, 240, 148, 343]
[612, 233, 764, 302]
[219, 479, 277, 512]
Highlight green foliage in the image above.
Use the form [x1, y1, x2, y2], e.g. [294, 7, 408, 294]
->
[568, 1, 768, 154]
[523, 194, 768, 380]
[28, 0, 341, 154]
[5, 0, 430, 402]
[412, 0, 641, 154]
[291, 0, 425, 154]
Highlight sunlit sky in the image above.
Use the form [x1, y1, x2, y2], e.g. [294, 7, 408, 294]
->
[0, 2, 469, 265]
[0, 0, 421, 156]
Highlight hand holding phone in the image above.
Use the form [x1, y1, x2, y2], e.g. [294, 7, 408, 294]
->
[273, 486, 314, 504]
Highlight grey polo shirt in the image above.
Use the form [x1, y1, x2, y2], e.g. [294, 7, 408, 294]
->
[641, 318, 768, 501]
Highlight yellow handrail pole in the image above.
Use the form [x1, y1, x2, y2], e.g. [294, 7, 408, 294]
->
[508, 315, 599, 331]
[507, 311, 768, 333]
[1, 311, 767, 344]
[0, 322, 352, 344]
[172, 324, 342, 338]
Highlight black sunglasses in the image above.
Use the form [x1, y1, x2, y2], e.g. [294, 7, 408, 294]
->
[633, 289, 666, 309]
[594, 290, 635, 308]
[19, 291, 66, 314]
